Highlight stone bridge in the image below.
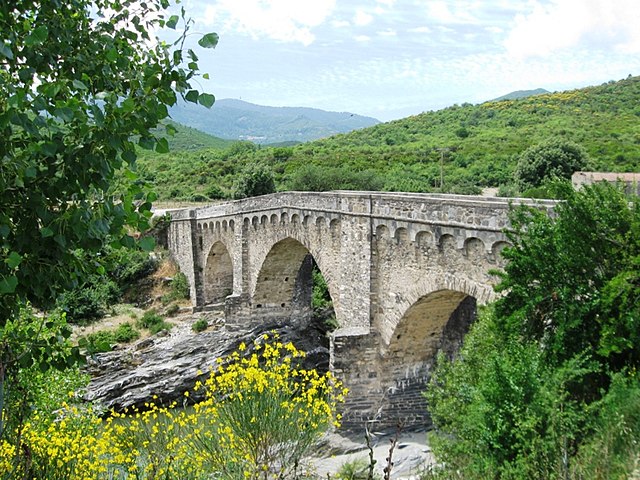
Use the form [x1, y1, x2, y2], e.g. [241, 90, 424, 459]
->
[167, 191, 553, 431]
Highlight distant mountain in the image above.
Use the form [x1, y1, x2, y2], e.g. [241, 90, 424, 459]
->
[491, 88, 550, 102]
[168, 99, 380, 144]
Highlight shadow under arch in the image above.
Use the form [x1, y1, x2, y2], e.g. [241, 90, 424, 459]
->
[252, 237, 337, 325]
[378, 289, 477, 429]
[204, 241, 233, 304]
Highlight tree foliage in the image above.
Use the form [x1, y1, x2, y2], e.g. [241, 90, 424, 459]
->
[515, 137, 590, 191]
[0, 0, 216, 323]
[232, 162, 276, 199]
[427, 181, 640, 478]
[0, 0, 216, 439]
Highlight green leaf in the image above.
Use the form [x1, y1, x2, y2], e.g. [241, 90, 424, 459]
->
[122, 149, 137, 163]
[139, 236, 155, 252]
[198, 32, 219, 49]
[6, 251, 22, 269]
[203, 73, 210, 80]
[40, 227, 54, 238]
[106, 48, 118, 62]
[72, 79, 88, 91]
[155, 137, 169, 153]
[166, 15, 179, 29]
[0, 43, 13, 60]
[165, 123, 177, 135]
[185, 90, 199, 103]
[0, 275, 18, 294]
[138, 136, 155, 149]
[198, 93, 215, 108]
[0, 224, 9, 238]
[122, 98, 136, 112]
[25, 25, 48, 46]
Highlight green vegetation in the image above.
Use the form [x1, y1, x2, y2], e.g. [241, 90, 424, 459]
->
[426, 182, 640, 479]
[232, 162, 277, 199]
[135, 76, 640, 200]
[0, 338, 345, 479]
[79, 322, 141, 355]
[137, 310, 172, 335]
[515, 137, 589, 192]
[57, 247, 158, 324]
[0, 0, 216, 446]
[192, 318, 209, 332]
[161, 272, 190, 304]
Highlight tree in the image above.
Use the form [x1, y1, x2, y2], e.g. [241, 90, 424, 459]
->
[233, 162, 276, 199]
[0, 0, 216, 436]
[495, 181, 639, 372]
[427, 181, 640, 477]
[515, 137, 589, 191]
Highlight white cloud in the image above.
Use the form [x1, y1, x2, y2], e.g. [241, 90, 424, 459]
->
[355, 35, 371, 43]
[425, 1, 480, 25]
[354, 9, 374, 26]
[378, 29, 397, 37]
[505, 0, 640, 58]
[201, 0, 336, 46]
[332, 19, 351, 28]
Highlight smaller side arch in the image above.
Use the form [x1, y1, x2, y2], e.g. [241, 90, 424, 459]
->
[204, 241, 234, 304]
[439, 233, 457, 252]
[464, 237, 485, 257]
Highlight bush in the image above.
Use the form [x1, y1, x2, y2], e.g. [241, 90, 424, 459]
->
[113, 322, 140, 343]
[57, 277, 120, 324]
[515, 137, 589, 191]
[192, 318, 208, 332]
[107, 248, 158, 290]
[162, 272, 190, 304]
[136, 310, 172, 334]
[80, 330, 116, 354]
[0, 337, 346, 479]
[232, 162, 276, 199]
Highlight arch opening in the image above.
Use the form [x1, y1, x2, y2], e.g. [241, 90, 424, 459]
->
[203, 241, 234, 304]
[381, 290, 477, 429]
[252, 238, 337, 331]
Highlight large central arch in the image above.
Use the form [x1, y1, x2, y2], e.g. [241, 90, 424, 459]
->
[378, 289, 477, 428]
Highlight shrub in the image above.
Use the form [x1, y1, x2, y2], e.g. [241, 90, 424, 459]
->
[232, 162, 276, 199]
[136, 310, 172, 334]
[192, 318, 208, 332]
[0, 337, 346, 479]
[113, 322, 140, 343]
[515, 137, 589, 191]
[57, 277, 120, 324]
[162, 272, 190, 304]
[80, 330, 116, 354]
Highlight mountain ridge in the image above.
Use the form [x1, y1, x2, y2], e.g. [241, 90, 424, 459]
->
[168, 99, 380, 144]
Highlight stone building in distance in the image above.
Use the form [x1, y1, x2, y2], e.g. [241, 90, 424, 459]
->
[572, 171, 640, 196]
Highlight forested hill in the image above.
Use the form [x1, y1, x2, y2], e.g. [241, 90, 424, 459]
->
[168, 98, 380, 144]
[138, 75, 640, 201]
[272, 75, 640, 191]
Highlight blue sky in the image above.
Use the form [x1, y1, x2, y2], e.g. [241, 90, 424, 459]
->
[173, 0, 640, 121]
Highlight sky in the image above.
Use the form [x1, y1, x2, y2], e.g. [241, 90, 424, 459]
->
[171, 0, 640, 121]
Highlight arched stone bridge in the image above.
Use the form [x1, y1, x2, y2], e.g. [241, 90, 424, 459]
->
[167, 191, 553, 430]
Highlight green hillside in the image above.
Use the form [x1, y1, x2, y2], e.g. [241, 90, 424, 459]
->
[137, 75, 640, 201]
[157, 121, 235, 151]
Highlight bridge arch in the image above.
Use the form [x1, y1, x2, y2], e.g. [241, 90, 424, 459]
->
[203, 241, 234, 304]
[251, 237, 338, 323]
